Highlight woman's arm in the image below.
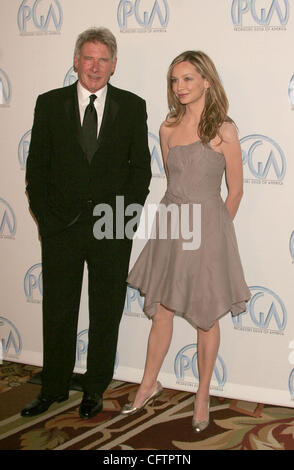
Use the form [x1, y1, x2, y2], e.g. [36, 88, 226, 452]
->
[219, 122, 244, 220]
[159, 121, 170, 178]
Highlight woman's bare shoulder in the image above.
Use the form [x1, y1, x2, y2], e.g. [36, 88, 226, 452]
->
[219, 121, 239, 143]
[159, 118, 175, 140]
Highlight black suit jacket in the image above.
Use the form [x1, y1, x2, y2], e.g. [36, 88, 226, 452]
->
[26, 82, 152, 238]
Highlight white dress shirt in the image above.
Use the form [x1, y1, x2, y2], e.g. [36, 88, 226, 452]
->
[77, 81, 107, 137]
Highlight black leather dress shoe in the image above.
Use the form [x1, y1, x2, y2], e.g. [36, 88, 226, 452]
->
[79, 392, 103, 419]
[21, 393, 69, 417]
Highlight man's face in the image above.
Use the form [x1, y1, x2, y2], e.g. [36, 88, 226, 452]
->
[74, 41, 117, 93]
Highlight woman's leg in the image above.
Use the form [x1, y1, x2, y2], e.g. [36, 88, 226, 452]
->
[131, 304, 174, 408]
[194, 320, 220, 421]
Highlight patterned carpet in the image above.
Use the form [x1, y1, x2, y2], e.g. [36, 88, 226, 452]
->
[0, 361, 294, 451]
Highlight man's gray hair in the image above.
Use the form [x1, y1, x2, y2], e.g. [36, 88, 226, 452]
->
[74, 27, 117, 60]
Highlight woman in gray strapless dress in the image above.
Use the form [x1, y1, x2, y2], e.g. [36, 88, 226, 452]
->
[121, 51, 251, 432]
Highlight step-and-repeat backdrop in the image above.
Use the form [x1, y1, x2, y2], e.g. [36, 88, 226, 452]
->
[1, 0, 293, 407]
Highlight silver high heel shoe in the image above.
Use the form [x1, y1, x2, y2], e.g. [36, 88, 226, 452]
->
[192, 397, 210, 433]
[120, 381, 163, 416]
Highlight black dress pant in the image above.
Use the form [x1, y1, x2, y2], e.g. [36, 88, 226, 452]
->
[40, 214, 132, 398]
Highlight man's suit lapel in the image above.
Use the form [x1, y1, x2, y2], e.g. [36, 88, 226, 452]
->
[63, 82, 88, 157]
[63, 82, 120, 163]
[95, 83, 120, 153]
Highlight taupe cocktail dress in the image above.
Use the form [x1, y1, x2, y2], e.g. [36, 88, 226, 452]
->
[127, 140, 251, 331]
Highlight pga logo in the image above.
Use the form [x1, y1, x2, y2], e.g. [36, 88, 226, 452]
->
[18, 130, 31, 170]
[63, 66, 77, 88]
[0, 68, 11, 107]
[174, 344, 227, 390]
[24, 263, 43, 303]
[289, 75, 294, 109]
[0, 198, 17, 239]
[290, 231, 294, 262]
[0, 317, 22, 359]
[117, 0, 169, 31]
[232, 286, 287, 333]
[124, 286, 144, 315]
[17, 0, 63, 34]
[76, 329, 119, 370]
[149, 132, 165, 178]
[76, 329, 88, 366]
[231, 0, 290, 26]
[241, 134, 286, 182]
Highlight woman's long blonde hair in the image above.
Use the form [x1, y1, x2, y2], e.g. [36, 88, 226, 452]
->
[166, 50, 233, 144]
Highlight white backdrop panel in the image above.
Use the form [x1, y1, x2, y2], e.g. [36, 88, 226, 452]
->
[0, 0, 293, 408]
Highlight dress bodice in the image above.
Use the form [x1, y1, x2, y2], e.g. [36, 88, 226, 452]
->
[166, 140, 225, 203]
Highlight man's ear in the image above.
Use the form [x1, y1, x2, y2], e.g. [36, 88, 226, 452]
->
[73, 55, 79, 73]
[111, 57, 118, 76]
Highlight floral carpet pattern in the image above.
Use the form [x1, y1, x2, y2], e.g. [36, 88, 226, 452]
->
[0, 361, 294, 450]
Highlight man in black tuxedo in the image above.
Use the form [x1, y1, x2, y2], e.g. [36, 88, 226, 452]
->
[21, 27, 151, 418]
